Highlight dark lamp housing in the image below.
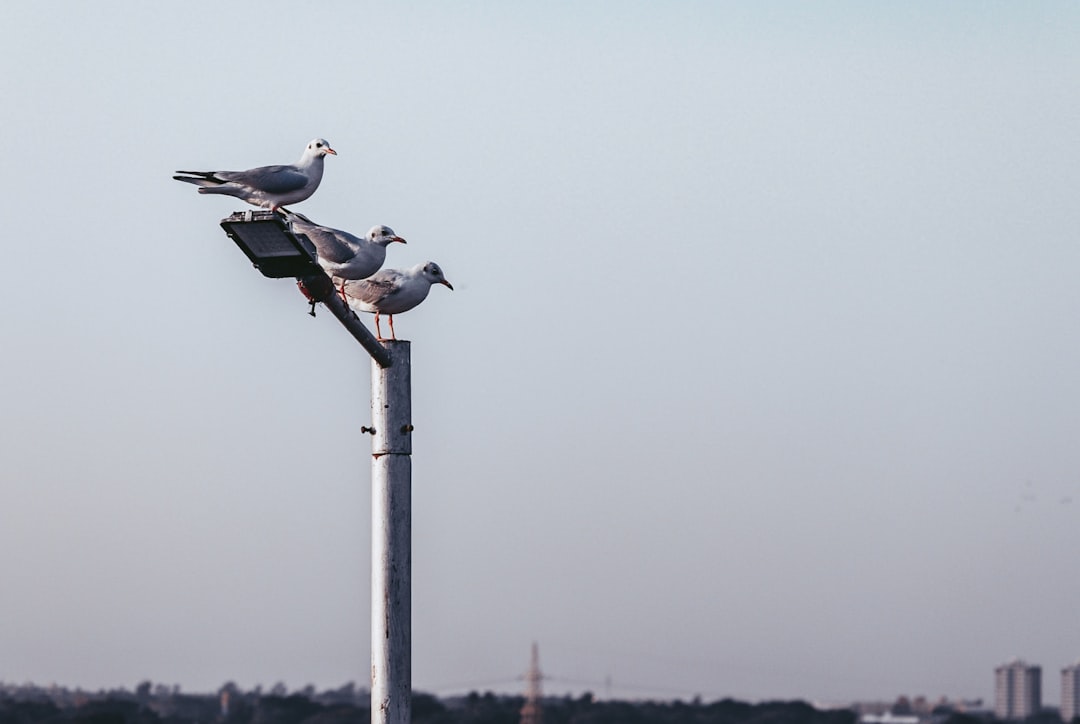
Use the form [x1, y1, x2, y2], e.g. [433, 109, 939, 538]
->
[220, 210, 320, 278]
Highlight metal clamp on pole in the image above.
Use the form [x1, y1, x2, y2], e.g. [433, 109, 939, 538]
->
[298, 272, 393, 369]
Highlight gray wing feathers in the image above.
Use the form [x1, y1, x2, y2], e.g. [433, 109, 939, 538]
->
[344, 271, 402, 306]
[218, 165, 309, 193]
[293, 223, 361, 264]
[173, 165, 308, 194]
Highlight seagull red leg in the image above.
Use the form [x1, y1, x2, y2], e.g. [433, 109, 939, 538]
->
[374, 312, 384, 341]
[388, 315, 397, 341]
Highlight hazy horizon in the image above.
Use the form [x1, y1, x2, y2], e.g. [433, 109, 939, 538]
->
[1, 1, 1078, 707]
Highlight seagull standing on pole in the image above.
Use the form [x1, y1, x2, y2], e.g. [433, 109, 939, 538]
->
[173, 138, 336, 212]
[285, 212, 407, 299]
[343, 262, 453, 341]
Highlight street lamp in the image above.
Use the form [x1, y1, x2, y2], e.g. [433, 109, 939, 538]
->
[220, 211, 392, 368]
[218, 212, 410, 724]
[220, 210, 321, 278]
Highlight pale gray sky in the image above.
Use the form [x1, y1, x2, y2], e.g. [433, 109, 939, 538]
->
[1, 0, 1079, 707]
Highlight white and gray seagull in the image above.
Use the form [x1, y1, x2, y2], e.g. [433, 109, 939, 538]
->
[284, 212, 406, 298]
[343, 262, 453, 341]
[173, 138, 336, 211]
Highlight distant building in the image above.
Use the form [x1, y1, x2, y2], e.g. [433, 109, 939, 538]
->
[1063, 661, 1080, 723]
[995, 659, 1041, 720]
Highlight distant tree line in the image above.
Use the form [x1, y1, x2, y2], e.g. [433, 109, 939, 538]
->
[430, 692, 861, 724]
[0, 686, 852, 724]
[2, 684, 1075, 724]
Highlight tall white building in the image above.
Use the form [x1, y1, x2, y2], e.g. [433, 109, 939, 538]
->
[995, 659, 1041, 720]
[1063, 661, 1080, 723]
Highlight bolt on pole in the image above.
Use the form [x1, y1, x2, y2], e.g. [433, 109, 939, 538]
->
[369, 340, 412, 724]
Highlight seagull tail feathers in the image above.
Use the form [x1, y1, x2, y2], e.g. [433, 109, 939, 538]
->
[172, 171, 226, 187]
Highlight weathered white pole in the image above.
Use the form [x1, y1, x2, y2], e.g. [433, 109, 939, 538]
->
[370, 340, 411, 724]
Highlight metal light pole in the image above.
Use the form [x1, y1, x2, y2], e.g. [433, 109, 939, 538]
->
[301, 275, 412, 724]
[219, 211, 411, 724]
[369, 341, 411, 724]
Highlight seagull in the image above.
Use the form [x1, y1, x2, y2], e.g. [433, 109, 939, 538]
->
[284, 212, 406, 299]
[173, 138, 336, 211]
[343, 262, 453, 341]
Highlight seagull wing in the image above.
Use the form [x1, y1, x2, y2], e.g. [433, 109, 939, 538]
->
[343, 270, 404, 307]
[217, 164, 310, 194]
[291, 221, 361, 265]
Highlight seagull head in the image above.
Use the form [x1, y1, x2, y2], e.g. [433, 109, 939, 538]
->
[421, 261, 453, 291]
[368, 225, 407, 246]
[306, 138, 337, 158]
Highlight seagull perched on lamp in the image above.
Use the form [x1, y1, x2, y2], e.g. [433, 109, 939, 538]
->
[343, 262, 453, 341]
[284, 211, 406, 300]
[173, 138, 336, 212]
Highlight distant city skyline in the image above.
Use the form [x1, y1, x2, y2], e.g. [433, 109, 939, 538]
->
[16, 647, 1080, 716]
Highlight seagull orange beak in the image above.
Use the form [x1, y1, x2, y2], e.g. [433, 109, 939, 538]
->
[325, 147, 338, 155]
[440, 280, 454, 291]
[392, 236, 407, 244]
